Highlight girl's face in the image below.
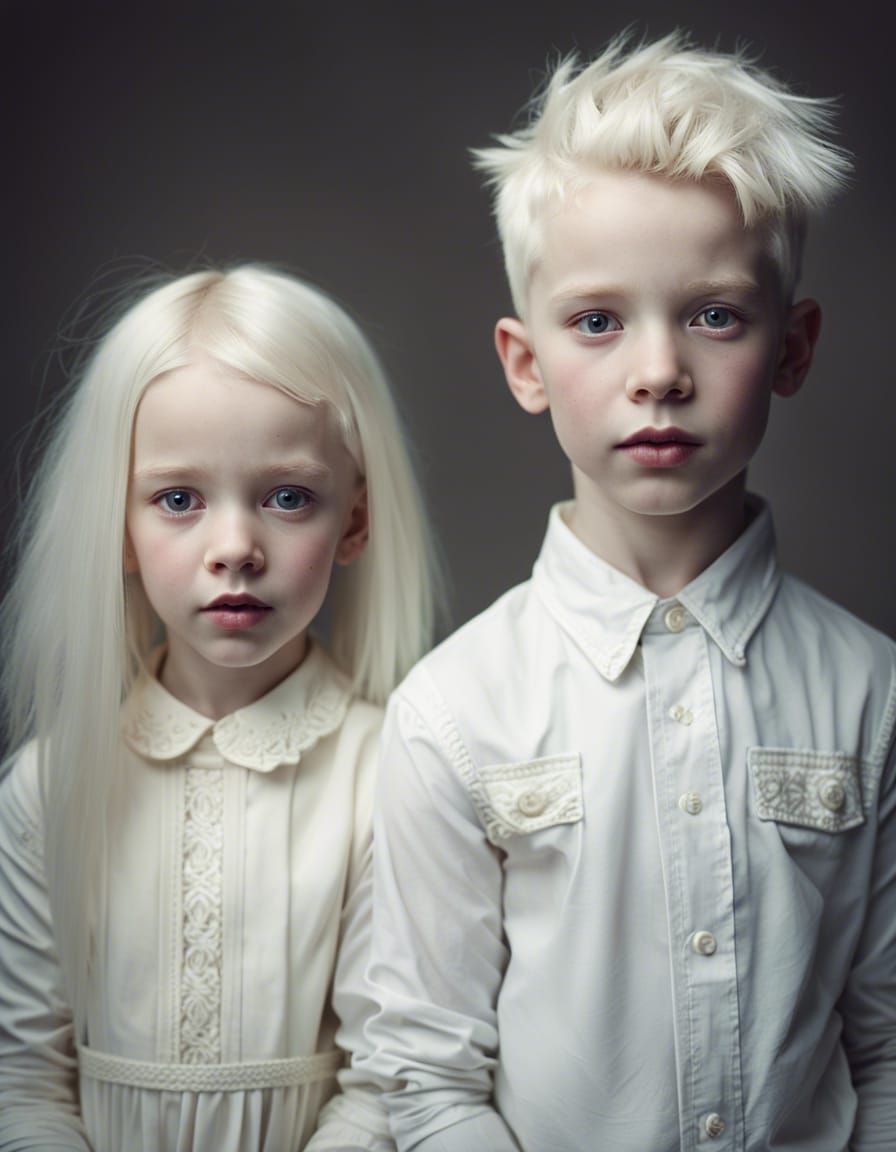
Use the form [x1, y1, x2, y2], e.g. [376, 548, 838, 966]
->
[125, 354, 367, 718]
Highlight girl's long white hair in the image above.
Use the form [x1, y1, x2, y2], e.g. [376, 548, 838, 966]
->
[1, 264, 439, 1035]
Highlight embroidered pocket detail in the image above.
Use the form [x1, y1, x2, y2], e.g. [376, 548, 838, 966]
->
[478, 754, 583, 842]
[748, 747, 864, 833]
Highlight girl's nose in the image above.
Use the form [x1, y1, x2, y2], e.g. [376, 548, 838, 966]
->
[203, 512, 265, 574]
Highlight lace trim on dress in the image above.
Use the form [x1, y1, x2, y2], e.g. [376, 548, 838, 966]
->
[179, 760, 224, 1063]
[78, 1044, 344, 1091]
[213, 674, 350, 771]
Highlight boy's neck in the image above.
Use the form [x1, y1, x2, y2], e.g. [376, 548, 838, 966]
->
[566, 473, 750, 599]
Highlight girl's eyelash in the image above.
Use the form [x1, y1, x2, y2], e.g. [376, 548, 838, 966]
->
[155, 489, 200, 515]
[264, 486, 315, 512]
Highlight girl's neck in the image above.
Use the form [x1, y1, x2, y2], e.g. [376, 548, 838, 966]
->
[159, 633, 309, 720]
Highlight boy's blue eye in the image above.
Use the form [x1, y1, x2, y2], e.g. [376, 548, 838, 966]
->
[267, 487, 311, 511]
[160, 490, 194, 513]
[700, 307, 733, 328]
[575, 312, 617, 336]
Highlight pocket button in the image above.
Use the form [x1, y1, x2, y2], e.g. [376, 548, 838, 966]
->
[517, 790, 548, 818]
[818, 778, 846, 812]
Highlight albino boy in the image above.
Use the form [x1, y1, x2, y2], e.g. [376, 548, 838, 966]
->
[362, 34, 895, 1151]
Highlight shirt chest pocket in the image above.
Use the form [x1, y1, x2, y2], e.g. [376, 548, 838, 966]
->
[748, 747, 865, 835]
[476, 753, 583, 845]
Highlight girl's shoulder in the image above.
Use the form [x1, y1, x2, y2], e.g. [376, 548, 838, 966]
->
[0, 740, 44, 856]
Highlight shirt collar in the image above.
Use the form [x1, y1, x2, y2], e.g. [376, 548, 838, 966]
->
[120, 640, 352, 771]
[532, 495, 780, 681]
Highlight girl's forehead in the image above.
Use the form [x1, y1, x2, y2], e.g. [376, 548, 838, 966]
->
[131, 361, 348, 478]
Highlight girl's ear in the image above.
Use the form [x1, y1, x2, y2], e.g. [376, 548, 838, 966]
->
[335, 482, 369, 566]
[123, 528, 140, 574]
[773, 298, 822, 398]
[495, 318, 549, 414]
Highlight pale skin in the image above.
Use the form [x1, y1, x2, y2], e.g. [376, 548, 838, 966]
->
[125, 354, 368, 719]
[496, 169, 821, 598]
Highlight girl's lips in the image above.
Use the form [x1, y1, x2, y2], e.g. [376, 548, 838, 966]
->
[202, 604, 272, 630]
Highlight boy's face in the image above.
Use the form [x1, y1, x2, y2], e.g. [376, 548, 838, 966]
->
[496, 169, 819, 529]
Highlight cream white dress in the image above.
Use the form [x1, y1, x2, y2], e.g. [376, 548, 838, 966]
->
[0, 643, 393, 1151]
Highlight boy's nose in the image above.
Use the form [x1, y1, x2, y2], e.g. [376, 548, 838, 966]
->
[625, 334, 693, 402]
[203, 512, 265, 574]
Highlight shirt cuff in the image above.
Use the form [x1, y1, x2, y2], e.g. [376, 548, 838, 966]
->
[405, 1110, 521, 1152]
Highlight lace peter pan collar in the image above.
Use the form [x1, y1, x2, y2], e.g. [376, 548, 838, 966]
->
[120, 641, 352, 771]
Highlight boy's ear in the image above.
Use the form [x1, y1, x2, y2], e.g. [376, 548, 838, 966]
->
[495, 318, 549, 414]
[773, 298, 822, 398]
[335, 482, 369, 566]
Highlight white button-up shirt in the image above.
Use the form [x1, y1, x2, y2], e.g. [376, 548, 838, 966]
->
[0, 643, 393, 1152]
[363, 500, 896, 1152]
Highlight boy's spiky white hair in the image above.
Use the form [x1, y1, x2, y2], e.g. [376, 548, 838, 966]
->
[473, 31, 852, 313]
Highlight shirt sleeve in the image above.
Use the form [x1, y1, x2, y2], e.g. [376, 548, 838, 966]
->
[841, 709, 896, 1152]
[0, 749, 92, 1151]
[358, 686, 522, 1152]
[305, 719, 395, 1152]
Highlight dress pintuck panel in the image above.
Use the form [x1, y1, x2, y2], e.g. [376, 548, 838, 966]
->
[0, 641, 391, 1152]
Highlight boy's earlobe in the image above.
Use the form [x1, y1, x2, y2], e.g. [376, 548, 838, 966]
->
[335, 483, 369, 566]
[495, 318, 549, 414]
[773, 299, 822, 398]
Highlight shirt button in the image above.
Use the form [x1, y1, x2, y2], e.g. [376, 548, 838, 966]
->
[664, 604, 687, 633]
[818, 778, 846, 812]
[678, 792, 703, 815]
[704, 1113, 726, 1138]
[691, 930, 717, 956]
[517, 790, 547, 818]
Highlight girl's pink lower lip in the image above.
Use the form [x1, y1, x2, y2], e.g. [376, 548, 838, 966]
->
[619, 442, 698, 467]
[203, 607, 271, 630]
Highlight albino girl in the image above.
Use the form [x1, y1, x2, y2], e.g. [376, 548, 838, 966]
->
[0, 265, 437, 1151]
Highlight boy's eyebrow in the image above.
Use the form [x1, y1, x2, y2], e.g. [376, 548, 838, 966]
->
[552, 277, 765, 307]
[680, 277, 764, 298]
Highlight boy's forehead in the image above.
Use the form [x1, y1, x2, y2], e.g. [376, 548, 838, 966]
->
[532, 168, 779, 303]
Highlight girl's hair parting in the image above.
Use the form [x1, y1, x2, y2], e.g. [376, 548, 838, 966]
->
[472, 30, 853, 314]
[0, 263, 441, 1034]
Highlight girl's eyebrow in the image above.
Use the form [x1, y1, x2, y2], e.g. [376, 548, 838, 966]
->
[132, 459, 334, 484]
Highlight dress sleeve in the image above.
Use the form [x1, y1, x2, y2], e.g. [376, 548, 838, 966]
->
[357, 687, 522, 1152]
[305, 716, 395, 1152]
[0, 748, 92, 1151]
[841, 682, 896, 1152]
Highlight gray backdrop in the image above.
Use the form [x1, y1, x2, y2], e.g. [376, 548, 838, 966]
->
[2, 0, 893, 640]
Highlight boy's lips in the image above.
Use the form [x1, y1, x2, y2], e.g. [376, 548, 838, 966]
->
[616, 427, 701, 468]
[616, 426, 701, 448]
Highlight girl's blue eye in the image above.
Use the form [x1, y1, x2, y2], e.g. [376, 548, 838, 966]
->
[700, 307, 733, 328]
[160, 490, 194, 514]
[268, 487, 311, 512]
[575, 312, 617, 336]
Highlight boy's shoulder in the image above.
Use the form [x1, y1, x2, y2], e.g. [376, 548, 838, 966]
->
[401, 576, 541, 694]
[774, 570, 896, 673]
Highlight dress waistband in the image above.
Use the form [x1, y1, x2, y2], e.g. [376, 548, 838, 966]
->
[78, 1044, 344, 1092]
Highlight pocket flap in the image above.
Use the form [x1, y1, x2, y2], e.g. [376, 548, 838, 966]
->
[748, 747, 864, 833]
[478, 753, 583, 841]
